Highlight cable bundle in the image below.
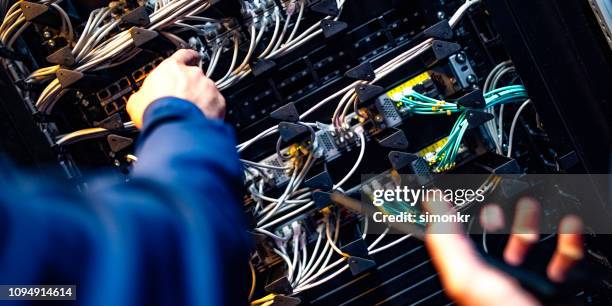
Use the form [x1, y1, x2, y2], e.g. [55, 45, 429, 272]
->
[398, 91, 461, 115]
[423, 85, 529, 172]
[32, 0, 213, 113]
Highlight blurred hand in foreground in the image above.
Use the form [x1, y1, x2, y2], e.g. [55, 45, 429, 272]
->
[424, 197, 583, 306]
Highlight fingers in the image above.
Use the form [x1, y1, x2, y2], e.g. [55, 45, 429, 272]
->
[479, 200, 584, 283]
[168, 49, 201, 66]
[197, 75, 225, 120]
[424, 199, 540, 305]
[504, 197, 540, 266]
[480, 204, 505, 232]
[547, 215, 584, 282]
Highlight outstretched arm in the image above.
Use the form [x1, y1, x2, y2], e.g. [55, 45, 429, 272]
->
[0, 49, 251, 306]
[126, 49, 252, 305]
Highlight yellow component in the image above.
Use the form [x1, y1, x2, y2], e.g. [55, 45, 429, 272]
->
[288, 144, 309, 157]
[298, 145, 309, 156]
[386, 71, 431, 98]
[287, 145, 297, 157]
[431, 106, 438, 111]
[357, 108, 369, 121]
[251, 294, 275, 305]
[321, 207, 332, 215]
[446, 110, 452, 116]
[418, 137, 450, 158]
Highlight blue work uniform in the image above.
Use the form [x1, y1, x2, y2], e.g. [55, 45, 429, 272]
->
[0, 98, 252, 306]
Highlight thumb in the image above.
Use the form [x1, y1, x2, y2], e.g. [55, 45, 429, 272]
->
[424, 198, 483, 288]
[126, 92, 146, 129]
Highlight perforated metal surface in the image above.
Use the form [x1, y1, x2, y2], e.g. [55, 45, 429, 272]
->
[375, 96, 403, 128]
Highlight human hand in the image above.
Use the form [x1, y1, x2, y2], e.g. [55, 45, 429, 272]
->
[424, 197, 584, 306]
[127, 49, 226, 128]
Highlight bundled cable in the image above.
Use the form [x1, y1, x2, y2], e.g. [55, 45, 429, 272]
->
[34, 0, 214, 113]
[423, 85, 529, 172]
[218, 0, 341, 90]
[0, 1, 33, 50]
[398, 91, 462, 115]
[0, 0, 74, 52]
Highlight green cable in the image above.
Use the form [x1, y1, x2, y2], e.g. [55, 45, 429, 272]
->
[394, 85, 528, 172]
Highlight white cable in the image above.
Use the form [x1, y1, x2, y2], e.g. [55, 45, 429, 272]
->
[293, 263, 349, 293]
[506, 99, 531, 157]
[295, 220, 344, 288]
[256, 168, 298, 223]
[449, 0, 480, 28]
[332, 130, 365, 190]
[272, 7, 292, 52]
[368, 234, 413, 255]
[241, 159, 291, 170]
[259, 201, 314, 230]
[251, 191, 310, 205]
[237, 126, 278, 152]
[285, 0, 304, 45]
[361, 217, 368, 239]
[300, 226, 323, 280]
[259, 8, 281, 58]
[255, 228, 288, 241]
[6, 21, 29, 48]
[324, 214, 346, 257]
[289, 225, 300, 282]
[51, 3, 73, 42]
[216, 32, 239, 83]
[206, 43, 223, 76]
[298, 248, 345, 288]
[55, 121, 136, 145]
[295, 235, 308, 284]
[498, 104, 505, 152]
[273, 248, 294, 282]
[367, 227, 390, 251]
[299, 233, 331, 282]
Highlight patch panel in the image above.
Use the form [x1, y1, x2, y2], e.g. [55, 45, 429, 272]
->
[1, 0, 610, 305]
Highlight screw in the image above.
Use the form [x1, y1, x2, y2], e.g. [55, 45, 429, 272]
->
[81, 100, 89, 107]
[455, 52, 467, 63]
[47, 40, 55, 48]
[466, 74, 477, 84]
[43, 31, 52, 39]
[437, 11, 446, 20]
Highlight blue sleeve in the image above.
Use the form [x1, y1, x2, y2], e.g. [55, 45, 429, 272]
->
[0, 97, 252, 306]
[130, 97, 253, 304]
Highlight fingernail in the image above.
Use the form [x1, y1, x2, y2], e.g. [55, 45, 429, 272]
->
[513, 197, 540, 235]
[480, 204, 505, 232]
[558, 215, 584, 260]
